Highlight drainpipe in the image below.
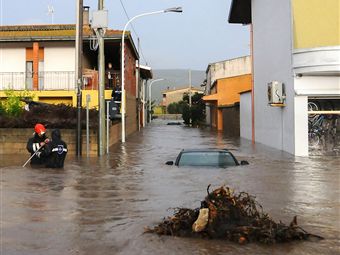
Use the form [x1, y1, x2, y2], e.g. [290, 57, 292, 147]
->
[250, 24, 255, 144]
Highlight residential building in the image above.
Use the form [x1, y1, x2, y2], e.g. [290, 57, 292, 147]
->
[137, 64, 153, 128]
[203, 56, 251, 135]
[0, 7, 152, 138]
[229, 0, 340, 156]
[162, 87, 204, 109]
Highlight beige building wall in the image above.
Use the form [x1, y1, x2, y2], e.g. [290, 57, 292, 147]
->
[207, 56, 251, 87]
[162, 88, 203, 107]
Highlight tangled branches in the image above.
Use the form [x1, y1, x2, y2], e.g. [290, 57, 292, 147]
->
[146, 186, 323, 244]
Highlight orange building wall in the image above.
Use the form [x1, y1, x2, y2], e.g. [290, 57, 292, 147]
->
[216, 74, 252, 106]
[203, 74, 252, 131]
[210, 106, 217, 129]
[26, 47, 44, 61]
[217, 109, 223, 130]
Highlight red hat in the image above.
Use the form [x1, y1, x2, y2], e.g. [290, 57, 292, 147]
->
[34, 123, 46, 135]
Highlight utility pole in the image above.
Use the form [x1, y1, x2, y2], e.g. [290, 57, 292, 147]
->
[189, 69, 192, 125]
[98, 0, 106, 156]
[189, 69, 192, 107]
[75, 0, 83, 156]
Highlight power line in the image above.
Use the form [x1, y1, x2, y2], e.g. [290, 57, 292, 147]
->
[118, 0, 148, 66]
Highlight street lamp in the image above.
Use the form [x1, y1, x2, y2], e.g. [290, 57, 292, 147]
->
[121, 7, 183, 143]
[148, 78, 165, 123]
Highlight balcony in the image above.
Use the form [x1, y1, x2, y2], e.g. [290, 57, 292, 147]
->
[0, 71, 75, 91]
[0, 71, 121, 91]
[293, 46, 340, 76]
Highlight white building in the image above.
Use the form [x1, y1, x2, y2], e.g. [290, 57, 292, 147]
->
[229, 0, 340, 156]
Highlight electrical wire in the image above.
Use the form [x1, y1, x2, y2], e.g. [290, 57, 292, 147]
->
[89, 29, 99, 51]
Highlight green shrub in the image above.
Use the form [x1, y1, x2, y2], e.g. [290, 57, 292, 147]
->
[1, 90, 33, 117]
[167, 102, 178, 114]
[0, 102, 5, 115]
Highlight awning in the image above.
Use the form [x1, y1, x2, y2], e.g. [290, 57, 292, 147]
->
[137, 64, 153, 80]
[228, 0, 251, 24]
[203, 94, 218, 102]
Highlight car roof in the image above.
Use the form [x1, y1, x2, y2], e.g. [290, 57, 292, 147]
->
[181, 148, 232, 153]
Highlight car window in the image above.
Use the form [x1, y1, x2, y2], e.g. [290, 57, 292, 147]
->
[178, 151, 237, 167]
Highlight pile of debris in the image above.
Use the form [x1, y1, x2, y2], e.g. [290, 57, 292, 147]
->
[146, 185, 323, 244]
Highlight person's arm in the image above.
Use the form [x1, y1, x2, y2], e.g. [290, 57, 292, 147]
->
[43, 142, 52, 157]
[26, 138, 37, 154]
[27, 137, 47, 154]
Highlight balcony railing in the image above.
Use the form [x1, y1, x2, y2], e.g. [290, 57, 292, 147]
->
[0, 71, 121, 91]
[40, 71, 75, 90]
[0, 72, 26, 90]
[0, 71, 75, 91]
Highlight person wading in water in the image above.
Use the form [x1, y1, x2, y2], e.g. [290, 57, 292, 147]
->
[44, 129, 68, 168]
[26, 123, 50, 166]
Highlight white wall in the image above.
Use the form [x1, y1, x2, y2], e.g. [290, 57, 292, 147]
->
[44, 46, 75, 72]
[240, 92, 252, 140]
[295, 76, 340, 96]
[0, 47, 26, 72]
[252, 0, 295, 154]
[43, 45, 75, 90]
[0, 47, 26, 90]
[294, 95, 308, 156]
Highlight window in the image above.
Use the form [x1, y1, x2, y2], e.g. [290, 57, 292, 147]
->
[25, 61, 33, 90]
[178, 151, 237, 167]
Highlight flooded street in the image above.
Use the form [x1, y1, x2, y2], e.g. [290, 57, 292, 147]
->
[1, 119, 340, 255]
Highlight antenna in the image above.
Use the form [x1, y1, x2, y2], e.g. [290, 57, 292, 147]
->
[47, 3, 54, 24]
[1, 0, 3, 26]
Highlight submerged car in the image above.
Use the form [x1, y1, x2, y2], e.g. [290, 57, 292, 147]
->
[166, 149, 249, 167]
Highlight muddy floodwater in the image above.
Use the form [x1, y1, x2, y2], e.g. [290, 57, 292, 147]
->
[1, 120, 339, 255]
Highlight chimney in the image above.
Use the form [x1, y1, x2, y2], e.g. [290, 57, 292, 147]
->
[83, 6, 90, 26]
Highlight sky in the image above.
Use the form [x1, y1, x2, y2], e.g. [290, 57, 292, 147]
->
[0, 0, 250, 71]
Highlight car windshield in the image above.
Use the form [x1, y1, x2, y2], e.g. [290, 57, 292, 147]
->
[178, 151, 237, 167]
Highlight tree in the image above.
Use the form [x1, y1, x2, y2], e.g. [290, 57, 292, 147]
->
[167, 100, 189, 114]
[167, 102, 178, 114]
[181, 93, 205, 126]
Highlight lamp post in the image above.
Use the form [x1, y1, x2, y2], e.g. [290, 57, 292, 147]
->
[148, 78, 165, 123]
[121, 7, 183, 143]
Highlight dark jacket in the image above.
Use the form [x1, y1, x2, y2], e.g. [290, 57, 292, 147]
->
[45, 129, 68, 168]
[26, 133, 48, 165]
